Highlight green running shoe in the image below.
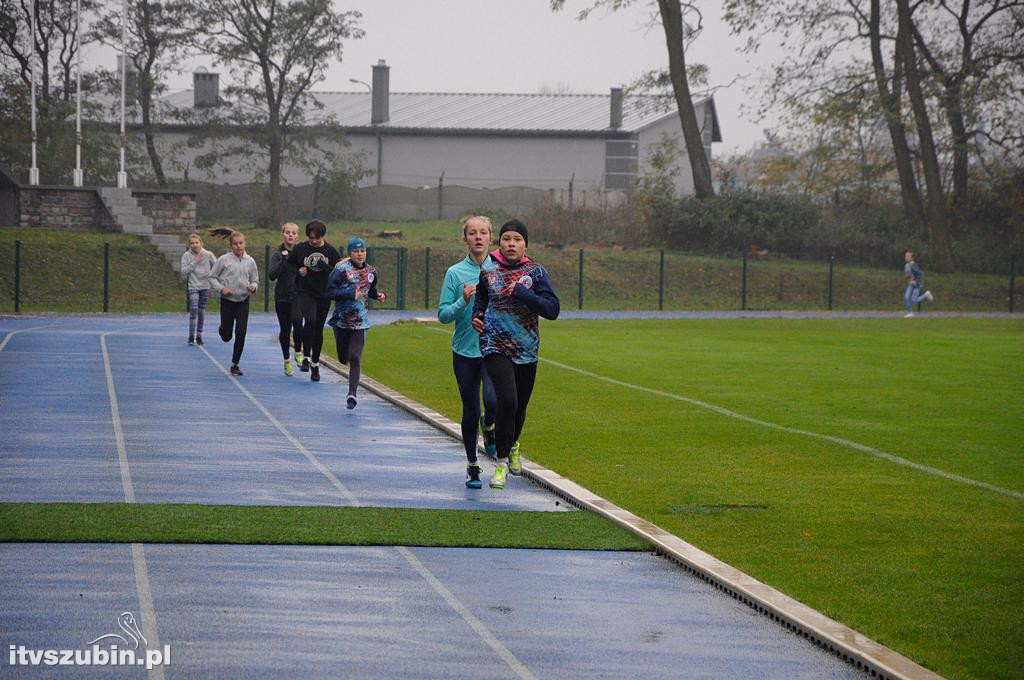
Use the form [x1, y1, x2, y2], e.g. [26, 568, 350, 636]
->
[489, 465, 507, 489]
[465, 463, 482, 489]
[284, 358, 294, 376]
[508, 441, 522, 476]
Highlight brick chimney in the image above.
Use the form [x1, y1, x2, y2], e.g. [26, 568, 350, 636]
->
[193, 67, 219, 108]
[610, 87, 623, 130]
[371, 59, 390, 125]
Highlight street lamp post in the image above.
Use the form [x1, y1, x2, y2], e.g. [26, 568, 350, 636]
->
[117, 0, 128, 189]
[29, 0, 39, 185]
[73, 0, 83, 187]
[349, 78, 371, 93]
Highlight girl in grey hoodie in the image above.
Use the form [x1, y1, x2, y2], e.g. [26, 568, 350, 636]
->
[208, 228, 259, 376]
[180, 233, 217, 345]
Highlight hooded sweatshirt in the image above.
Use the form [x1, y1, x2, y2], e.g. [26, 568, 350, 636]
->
[209, 251, 259, 303]
[180, 248, 217, 291]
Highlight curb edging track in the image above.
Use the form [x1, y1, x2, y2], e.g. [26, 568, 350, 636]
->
[319, 355, 944, 680]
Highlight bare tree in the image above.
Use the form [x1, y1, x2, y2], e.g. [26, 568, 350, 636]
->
[551, 0, 716, 197]
[184, 0, 363, 225]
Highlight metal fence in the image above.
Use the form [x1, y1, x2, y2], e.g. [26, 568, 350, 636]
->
[1, 241, 1019, 314]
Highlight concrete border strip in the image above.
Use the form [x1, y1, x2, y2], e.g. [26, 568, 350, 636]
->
[319, 356, 944, 680]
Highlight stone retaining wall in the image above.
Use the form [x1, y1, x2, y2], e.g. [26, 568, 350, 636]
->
[133, 190, 197, 232]
[17, 187, 114, 230]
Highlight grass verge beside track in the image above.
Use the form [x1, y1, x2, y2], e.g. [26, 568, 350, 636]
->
[345, 317, 1024, 680]
[0, 503, 648, 551]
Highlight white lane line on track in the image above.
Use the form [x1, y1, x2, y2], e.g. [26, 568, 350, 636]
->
[198, 344, 360, 504]
[396, 546, 537, 680]
[99, 330, 164, 680]
[199, 344, 535, 678]
[0, 325, 53, 351]
[424, 326, 1021, 500]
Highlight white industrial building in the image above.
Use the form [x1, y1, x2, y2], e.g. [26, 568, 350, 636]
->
[143, 60, 721, 198]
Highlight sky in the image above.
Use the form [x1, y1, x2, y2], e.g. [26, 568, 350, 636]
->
[84, 0, 775, 155]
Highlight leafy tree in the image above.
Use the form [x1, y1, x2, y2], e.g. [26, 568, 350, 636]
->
[183, 0, 364, 226]
[0, 0, 126, 184]
[90, 0, 190, 187]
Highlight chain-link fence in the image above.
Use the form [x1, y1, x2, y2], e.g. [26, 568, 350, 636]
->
[1, 240, 1019, 313]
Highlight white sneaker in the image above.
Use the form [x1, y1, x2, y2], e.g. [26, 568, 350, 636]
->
[904, 312, 915, 318]
[923, 290, 933, 302]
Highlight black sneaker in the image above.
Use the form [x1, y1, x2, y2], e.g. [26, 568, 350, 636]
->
[346, 395, 357, 410]
[230, 364, 243, 376]
[465, 463, 482, 489]
[188, 337, 195, 346]
[480, 417, 496, 456]
[300, 358, 310, 372]
[310, 365, 320, 382]
[195, 336, 203, 346]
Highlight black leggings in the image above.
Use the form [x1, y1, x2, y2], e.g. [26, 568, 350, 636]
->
[482, 354, 537, 460]
[298, 294, 331, 363]
[218, 297, 250, 365]
[453, 353, 497, 463]
[275, 300, 303, 359]
[333, 328, 365, 397]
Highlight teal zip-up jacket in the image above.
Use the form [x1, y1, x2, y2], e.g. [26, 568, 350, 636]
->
[437, 255, 489, 358]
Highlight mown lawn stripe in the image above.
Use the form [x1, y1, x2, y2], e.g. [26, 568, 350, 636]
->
[0, 503, 649, 551]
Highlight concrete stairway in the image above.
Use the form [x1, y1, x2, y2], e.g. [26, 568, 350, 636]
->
[98, 187, 185, 273]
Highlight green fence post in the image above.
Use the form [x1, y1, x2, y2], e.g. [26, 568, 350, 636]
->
[424, 247, 431, 309]
[741, 250, 748, 311]
[827, 255, 834, 311]
[13, 238, 20, 313]
[264, 244, 270, 312]
[103, 242, 110, 313]
[658, 249, 665, 311]
[1007, 253, 1015, 315]
[578, 248, 584, 310]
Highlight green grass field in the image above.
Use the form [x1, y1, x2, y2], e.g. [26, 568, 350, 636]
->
[334, 317, 1024, 680]
[2, 224, 1019, 312]
[0, 503, 645, 551]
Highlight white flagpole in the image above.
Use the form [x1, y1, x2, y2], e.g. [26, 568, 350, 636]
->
[73, 0, 83, 186]
[29, 0, 39, 185]
[117, 0, 127, 189]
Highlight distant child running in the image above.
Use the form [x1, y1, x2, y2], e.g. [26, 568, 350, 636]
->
[438, 215, 498, 489]
[208, 228, 258, 376]
[287, 220, 342, 382]
[903, 250, 934, 317]
[326, 237, 386, 409]
[472, 219, 559, 489]
[180, 232, 217, 346]
[268, 222, 304, 375]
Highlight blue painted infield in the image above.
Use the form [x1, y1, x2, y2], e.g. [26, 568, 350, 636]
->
[0, 315, 560, 511]
[0, 543, 862, 679]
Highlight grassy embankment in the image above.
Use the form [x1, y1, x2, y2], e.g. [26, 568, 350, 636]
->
[2, 223, 1018, 312]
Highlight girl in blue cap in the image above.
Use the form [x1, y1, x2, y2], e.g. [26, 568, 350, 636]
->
[326, 236, 386, 409]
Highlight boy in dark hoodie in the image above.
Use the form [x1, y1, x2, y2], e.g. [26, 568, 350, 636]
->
[472, 219, 559, 489]
[287, 220, 342, 382]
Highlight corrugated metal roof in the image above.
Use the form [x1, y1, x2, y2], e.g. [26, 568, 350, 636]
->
[145, 90, 718, 138]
